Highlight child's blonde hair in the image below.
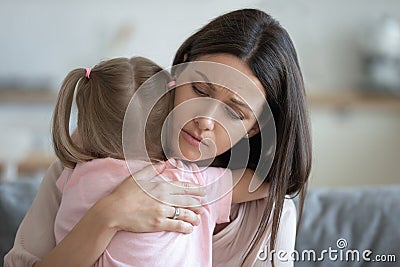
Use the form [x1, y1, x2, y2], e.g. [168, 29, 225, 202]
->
[52, 56, 172, 168]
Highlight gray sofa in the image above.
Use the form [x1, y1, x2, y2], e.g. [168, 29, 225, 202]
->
[0, 178, 40, 266]
[1, 179, 399, 266]
[294, 185, 400, 267]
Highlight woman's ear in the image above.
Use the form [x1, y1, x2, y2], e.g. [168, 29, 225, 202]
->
[183, 53, 188, 62]
[246, 123, 260, 139]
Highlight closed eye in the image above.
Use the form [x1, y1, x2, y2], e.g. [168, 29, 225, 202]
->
[225, 106, 244, 120]
[192, 83, 245, 120]
[191, 83, 208, 96]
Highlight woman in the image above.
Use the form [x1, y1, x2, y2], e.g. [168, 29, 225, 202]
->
[5, 8, 311, 267]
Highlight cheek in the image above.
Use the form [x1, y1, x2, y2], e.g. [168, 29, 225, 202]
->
[213, 125, 234, 153]
[217, 119, 253, 147]
[219, 136, 232, 152]
[214, 119, 255, 153]
[171, 87, 190, 125]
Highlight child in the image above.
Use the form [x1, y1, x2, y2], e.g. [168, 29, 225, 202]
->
[52, 56, 268, 266]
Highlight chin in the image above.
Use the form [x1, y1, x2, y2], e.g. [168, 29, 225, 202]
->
[180, 151, 202, 162]
[179, 148, 211, 162]
[177, 140, 218, 162]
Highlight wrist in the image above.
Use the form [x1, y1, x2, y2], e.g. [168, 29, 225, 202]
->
[91, 195, 120, 233]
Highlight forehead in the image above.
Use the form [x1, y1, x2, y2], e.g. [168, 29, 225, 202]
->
[176, 54, 266, 112]
[196, 53, 265, 95]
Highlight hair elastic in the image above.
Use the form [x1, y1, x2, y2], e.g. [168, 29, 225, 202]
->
[85, 68, 91, 78]
[167, 80, 176, 88]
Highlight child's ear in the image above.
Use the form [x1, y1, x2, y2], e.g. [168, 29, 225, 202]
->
[246, 123, 260, 139]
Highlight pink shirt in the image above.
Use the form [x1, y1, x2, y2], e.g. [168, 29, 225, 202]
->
[54, 158, 233, 267]
[5, 160, 297, 267]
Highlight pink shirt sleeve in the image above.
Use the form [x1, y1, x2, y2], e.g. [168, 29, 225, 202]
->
[201, 167, 233, 224]
[4, 161, 63, 267]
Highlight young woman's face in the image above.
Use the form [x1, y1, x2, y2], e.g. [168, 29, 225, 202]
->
[168, 53, 266, 162]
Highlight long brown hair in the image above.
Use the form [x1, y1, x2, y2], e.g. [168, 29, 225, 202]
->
[173, 9, 312, 265]
[52, 56, 171, 168]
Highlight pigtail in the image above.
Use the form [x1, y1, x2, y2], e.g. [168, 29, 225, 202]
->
[52, 57, 170, 168]
[52, 69, 94, 168]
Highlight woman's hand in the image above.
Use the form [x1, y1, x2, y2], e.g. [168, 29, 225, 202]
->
[31, 162, 205, 267]
[99, 162, 206, 234]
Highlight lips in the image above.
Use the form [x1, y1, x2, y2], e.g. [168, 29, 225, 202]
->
[181, 129, 207, 147]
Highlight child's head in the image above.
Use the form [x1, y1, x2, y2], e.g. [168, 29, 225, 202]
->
[52, 56, 172, 168]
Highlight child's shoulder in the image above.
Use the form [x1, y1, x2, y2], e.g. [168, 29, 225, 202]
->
[188, 161, 232, 183]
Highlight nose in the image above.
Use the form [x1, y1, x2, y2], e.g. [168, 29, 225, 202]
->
[194, 117, 215, 131]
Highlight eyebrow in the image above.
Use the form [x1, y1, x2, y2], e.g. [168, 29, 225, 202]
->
[230, 97, 252, 111]
[194, 70, 216, 91]
[194, 70, 252, 111]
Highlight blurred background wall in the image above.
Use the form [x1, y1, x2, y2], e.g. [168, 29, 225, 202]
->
[0, 0, 399, 187]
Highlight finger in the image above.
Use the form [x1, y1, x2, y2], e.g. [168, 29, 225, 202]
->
[162, 219, 194, 234]
[168, 181, 206, 196]
[131, 162, 166, 181]
[169, 207, 200, 226]
[163, 195, 205, 213]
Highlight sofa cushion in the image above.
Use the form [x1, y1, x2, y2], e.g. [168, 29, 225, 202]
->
[0, 178, 40, 266]
[294, 185, 400, 267]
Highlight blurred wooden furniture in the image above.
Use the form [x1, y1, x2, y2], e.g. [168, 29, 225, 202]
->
[308, 91, 400, 111]
[18, 151, 56, 176]
[0, 89, 57, 179]
[0, 90, 57, 104]
[0, 151, 56, 179]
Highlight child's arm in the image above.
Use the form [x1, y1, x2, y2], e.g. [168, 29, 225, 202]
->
[231, 168, 269, 203]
